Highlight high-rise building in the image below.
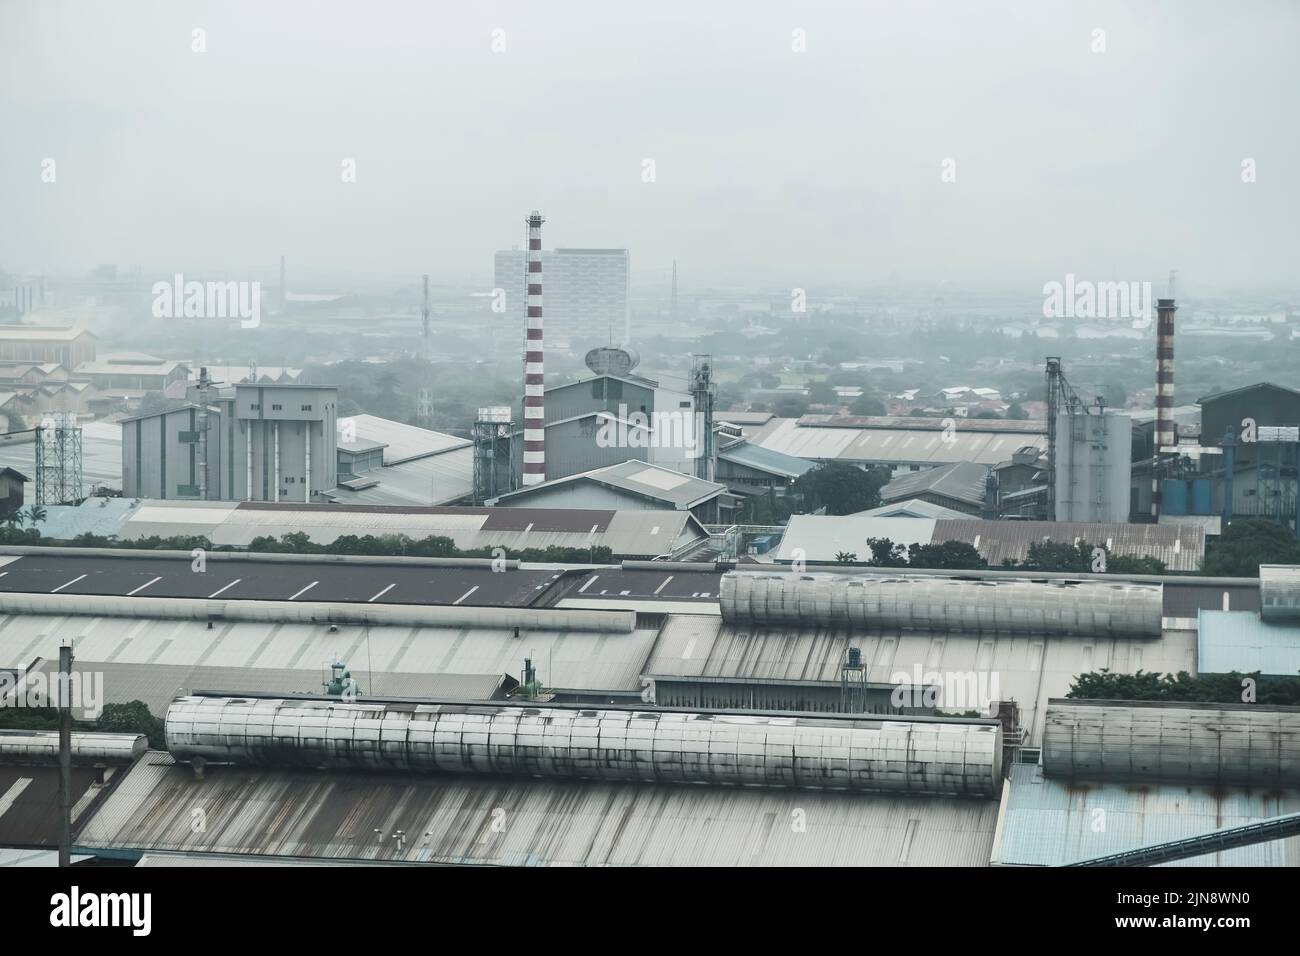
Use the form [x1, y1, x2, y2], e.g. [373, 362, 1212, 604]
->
[494, 247, 630, 346]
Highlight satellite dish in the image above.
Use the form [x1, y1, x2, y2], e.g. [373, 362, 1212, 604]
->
[585, 347, 640, 377]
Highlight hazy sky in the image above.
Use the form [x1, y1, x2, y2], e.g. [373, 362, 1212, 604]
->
[2, 0, 1297, 292]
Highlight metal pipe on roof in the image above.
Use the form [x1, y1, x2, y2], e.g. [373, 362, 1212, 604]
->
[0, 729, 147, 765]
[166, 695, 1004, 797]
[722, 573, 1163, 637]
[731, 563, 1253, 587]
[1043, 699, 1300, 786]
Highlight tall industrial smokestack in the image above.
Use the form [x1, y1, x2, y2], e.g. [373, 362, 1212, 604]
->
[522, 211, 546, 486]
[280, 255, 287, 308]
[1151, 297, 1177, 518]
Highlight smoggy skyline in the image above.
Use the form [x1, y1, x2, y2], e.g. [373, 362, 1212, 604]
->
[2, 0, 1297, 293]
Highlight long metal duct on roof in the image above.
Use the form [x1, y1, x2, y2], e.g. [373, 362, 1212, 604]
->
[720, 573, 1162, 637]
[165, 696, 1004, 797]
[0, 730, 147, 765]
[0, 593, 635, 634]
[1043, 699, 1300, 786]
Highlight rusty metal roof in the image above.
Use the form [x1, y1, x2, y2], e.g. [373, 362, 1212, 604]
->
[76, 752, 1001, 866]
[993, 763, 1300, 866]
[0, 765, 113, 847]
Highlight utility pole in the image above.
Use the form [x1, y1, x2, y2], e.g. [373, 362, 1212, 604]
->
[58, 641, 73, 868]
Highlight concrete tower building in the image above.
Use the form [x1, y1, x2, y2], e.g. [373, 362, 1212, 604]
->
[522, 211, 546, 486]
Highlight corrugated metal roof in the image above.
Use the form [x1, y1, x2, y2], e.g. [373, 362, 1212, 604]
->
[94, 499, 701, 558]
[135, 851, 366, 867]
[0, 766, 108, 846]
[933, 519, 1205, 572]
[28, 497, 139, 540]
[853, 499, 971, 520]
[21, 659, 508, 716]
[495, 460, 726, 510]
[339, 414, 470, 465]
[0, 849, 93, 866]
[1198, 610, 1300, 676]
[642, 615, 1197, 746]
[751, 418, 1046, 467]
[77, 752, 1000, 866]
[327, 445, 473, 506]
[717, 441, 815, 479]
[993, 763, 1300, 866]
[0, 325, 91, 341]
[775, 515, 937, 562]
[0, 613, 659, 698]
[801, 414, 1045, 434]
[882, 461, 988, 508]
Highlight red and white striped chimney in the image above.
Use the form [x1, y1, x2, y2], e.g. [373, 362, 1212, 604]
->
[522, 211, 546, 485]
[1151, 297, 1176, 517]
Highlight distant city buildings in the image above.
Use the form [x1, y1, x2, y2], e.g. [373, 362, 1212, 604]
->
[494, 247, 630, 346]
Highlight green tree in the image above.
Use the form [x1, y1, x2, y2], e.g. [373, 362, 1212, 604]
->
[865, 537, 908, 567]
[1067, 669, 1300, 706]
[849, 394, 886, 416]
[1202, 519, 1300, 576]
[772, 395, 809, 418]
[834, 551, 858, 564]
[1107, 554, 1167, 575]
[96, 700, 167, 749]
[808, 381, 837, 405]
[793, 462, 888, 515]
[1018, 540, 1092, 572]
[906, 540, 988, 569]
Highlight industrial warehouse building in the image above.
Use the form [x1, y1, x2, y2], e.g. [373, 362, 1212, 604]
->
[744, 415, 1047, 477]
[490, 459, 733, 524]
[0, 325, 96, 369]
[24, 498, 710, 560]
[121, 382, 340, 501]
[1, 554, 1293, 867]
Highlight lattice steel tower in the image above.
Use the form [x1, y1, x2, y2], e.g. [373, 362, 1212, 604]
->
[35, 413, 83, 504]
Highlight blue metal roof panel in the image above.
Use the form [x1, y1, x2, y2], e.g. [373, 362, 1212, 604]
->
[1198, 609, 1300, 676]
[994, 763, 1300, 866]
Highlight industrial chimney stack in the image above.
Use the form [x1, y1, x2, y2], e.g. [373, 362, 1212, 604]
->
[522, 211, 546, 486]
[1151, 297, 1177, 518]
